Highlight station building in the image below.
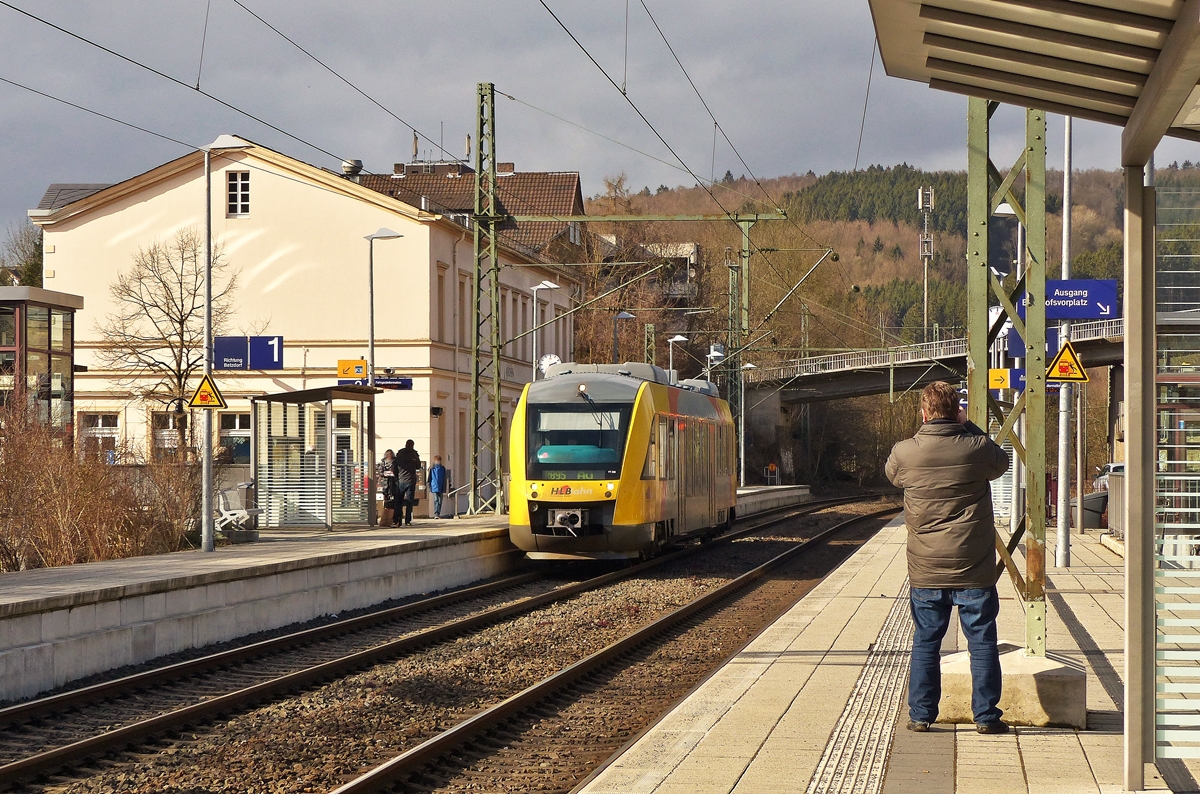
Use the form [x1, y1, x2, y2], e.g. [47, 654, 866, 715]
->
[28, 136, 583, 515]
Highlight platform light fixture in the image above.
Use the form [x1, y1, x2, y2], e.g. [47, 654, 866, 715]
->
[740, 363, 757, 487]
[667, 334, 688, 375]
[613, 311, 635, 364]
[364, 228, 403, 387]
[530, 280, 560, 381]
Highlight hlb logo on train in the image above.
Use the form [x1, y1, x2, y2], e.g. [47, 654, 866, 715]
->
[551, 486, 572, 495]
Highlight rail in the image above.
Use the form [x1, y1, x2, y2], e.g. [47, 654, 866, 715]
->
[747, 317, 1125, 385]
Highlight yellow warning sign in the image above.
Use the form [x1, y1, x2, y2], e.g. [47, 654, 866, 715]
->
[988, 369, 1011, 389]
[1046, 340, 1089, 383]
[338, 359, 368, 378]
[188, 374, 228, 409]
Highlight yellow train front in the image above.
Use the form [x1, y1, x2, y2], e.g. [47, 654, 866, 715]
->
[509, 362, 737, 560]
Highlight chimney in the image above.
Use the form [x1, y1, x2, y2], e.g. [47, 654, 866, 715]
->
[497, 162, 515, 175]
[341, 159, 363, 182]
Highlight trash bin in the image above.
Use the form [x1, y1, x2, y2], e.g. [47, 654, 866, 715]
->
[1069, 491, 1108, 528]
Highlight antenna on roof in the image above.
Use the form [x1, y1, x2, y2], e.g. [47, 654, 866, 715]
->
[412, 131, 419, 162]
[465, 134, 471, 160]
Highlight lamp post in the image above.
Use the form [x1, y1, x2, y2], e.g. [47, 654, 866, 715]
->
[364, 229, 403, 387]
[740, 363, 756, 487]
[613, 311, 635, 364]
[667, 334, 687, 375]
[530, 280, 559, 381]
[198, 135, 248, 553]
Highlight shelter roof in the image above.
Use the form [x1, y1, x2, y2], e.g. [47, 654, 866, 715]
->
[251, 384, 382, 404]
[868, 0, 1200, 164]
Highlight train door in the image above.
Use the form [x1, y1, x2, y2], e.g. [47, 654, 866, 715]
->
[708, 423, 717, 525]
[675, 417, 688, 536]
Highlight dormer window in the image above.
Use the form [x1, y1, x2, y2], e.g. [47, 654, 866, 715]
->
[227, 171, 250, 216]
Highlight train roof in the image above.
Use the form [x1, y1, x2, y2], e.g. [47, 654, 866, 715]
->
[530, 362, 723, 404]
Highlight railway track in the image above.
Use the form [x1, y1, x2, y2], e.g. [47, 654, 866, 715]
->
[0, 494, 879, 789]
[331, 505, 901, 794]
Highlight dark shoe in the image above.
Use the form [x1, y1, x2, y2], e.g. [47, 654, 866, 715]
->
[976, 721, 1009, 734]
[906, 720, 930, 732]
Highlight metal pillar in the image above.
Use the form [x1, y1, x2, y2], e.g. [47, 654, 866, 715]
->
[1056, 116, 1073, 568]
[966, 98, 1047, 656]
[1123, 163, 1156, 791]
[644, 323, 656, 365]
[469, 82, 504, 514]
[201, 149, 214, 553]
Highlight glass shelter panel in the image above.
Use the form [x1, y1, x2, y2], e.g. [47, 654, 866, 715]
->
[1154, 191, 1200, 759]
[254, 396, 372, 528]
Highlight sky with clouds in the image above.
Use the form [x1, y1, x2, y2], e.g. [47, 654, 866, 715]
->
[1, 1, 1197, 231]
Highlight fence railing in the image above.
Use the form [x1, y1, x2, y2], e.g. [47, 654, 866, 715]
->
[747, 317, 1125, 385]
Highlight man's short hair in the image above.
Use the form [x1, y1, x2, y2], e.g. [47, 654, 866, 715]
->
[405, 439, 415, 448]
[921, 382, 960, 421]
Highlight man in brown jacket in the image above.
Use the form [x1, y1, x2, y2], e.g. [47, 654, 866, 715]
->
[885, 381, 1010, 734]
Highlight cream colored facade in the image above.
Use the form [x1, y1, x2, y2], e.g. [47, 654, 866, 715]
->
[29, 137, 578, 515]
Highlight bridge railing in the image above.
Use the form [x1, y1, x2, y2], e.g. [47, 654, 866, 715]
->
[746, 317, 1125, 385]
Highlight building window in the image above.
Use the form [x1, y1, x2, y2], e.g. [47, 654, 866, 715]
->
[219, 412, 252, 464]
[80, 413, 119, 462]
[227, 171, 250, 215]
[151, 411, 189, 461]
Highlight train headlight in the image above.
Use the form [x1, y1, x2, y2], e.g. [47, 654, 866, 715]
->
[578, 383, 587, 394]
[531, 493, 538, 500]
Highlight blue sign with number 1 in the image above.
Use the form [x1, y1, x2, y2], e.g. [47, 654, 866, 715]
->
[249, 336, 283, 370]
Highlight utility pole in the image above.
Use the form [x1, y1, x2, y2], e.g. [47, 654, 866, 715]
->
[643, 323, 656, 365]
[918, 186, 935, 342]
[1056, 116, 1073, 567]
[201, 149, 214, 553]
[469, 82, 504, 514]
[725, 247, 741, 476]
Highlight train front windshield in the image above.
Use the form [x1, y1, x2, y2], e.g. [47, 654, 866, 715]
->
[527, 404, 631, 481]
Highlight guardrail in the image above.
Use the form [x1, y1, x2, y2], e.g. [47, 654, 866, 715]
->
[747, 317, 1125, 385]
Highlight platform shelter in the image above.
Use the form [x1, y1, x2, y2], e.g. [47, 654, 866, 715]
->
[250, 385, 380, 530]
[868, 2, 1200, 788]
[0, 286, 82, 429]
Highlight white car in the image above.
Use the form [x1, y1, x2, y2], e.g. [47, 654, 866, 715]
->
[1093, 462, 1124, 491]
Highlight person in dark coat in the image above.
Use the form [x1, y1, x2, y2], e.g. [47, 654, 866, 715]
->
[885, 381, 1010, 734]
[379, 449, 397, 524]
[393, 440, 421, 526]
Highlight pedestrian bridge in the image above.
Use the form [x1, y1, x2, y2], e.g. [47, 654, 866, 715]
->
[745, 318, 1125, 402]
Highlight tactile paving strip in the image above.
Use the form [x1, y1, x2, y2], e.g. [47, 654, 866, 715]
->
[806, 583, 913, 794]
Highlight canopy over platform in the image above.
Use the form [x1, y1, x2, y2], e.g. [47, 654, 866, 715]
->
[868, 0, 1200, 165]
[251, 385, 381, 530]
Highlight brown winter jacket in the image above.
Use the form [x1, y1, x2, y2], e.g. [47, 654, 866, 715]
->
[884, 420, 1010, 589]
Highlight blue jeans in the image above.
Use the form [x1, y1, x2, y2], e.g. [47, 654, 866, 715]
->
[395, 482, 415, 524]
[909, 586, 1003, 725]
[433, 492, 444, 517]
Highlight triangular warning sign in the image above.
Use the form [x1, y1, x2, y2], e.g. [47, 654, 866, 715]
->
[188, 374, 228, 409]
[1046, 340, 1089, 383]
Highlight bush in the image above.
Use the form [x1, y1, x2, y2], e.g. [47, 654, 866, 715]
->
[0, 404, 200, 571]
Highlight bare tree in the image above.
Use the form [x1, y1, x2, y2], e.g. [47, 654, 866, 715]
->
[96, 229, 237, 454]
[0, 221, 43, 286]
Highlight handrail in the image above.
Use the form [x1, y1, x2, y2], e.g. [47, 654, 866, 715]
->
[747, 317, 1125, 384]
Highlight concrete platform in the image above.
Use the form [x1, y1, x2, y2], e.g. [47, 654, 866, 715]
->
[0, 486, 812, 704]
[579, 518, 1192, 793]
[0, 517, 515, 702]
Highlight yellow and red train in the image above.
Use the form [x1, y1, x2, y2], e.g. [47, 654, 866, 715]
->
[509, 363, 737, 560]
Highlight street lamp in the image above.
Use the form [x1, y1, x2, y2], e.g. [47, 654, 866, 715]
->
[667, 334, 687, 375]
[740, 363, 756, 487]
[530, 280, 559, 381]
[364, 228, 403, 387]
[199, 135, 249, 554]
[613, 310, 635, 364]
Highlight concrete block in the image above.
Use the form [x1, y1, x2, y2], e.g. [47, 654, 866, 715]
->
[143, 592, 167, 621]
[105, 626, 134, 669]
[937, 642, 1087, 728]
[163, 586, 194, 618]
[130, 622, 155, 663]
[40, 609, 70, 642]
[66, 603, 97, 636]
[1, 613, 43, 649]
[95, 599, 121, 631]
[120, 597, 145, 626]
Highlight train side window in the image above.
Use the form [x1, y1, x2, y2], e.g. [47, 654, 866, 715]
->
[642, 415, 658, 479]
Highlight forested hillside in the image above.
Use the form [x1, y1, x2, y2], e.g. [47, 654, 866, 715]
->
[574, 162, 1166, 485]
